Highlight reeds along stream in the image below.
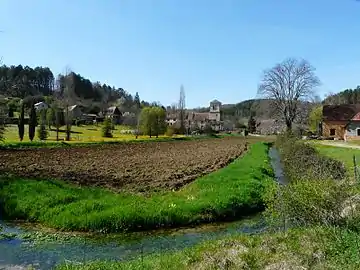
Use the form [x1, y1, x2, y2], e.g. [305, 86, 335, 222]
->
[0, 147, 286, 270]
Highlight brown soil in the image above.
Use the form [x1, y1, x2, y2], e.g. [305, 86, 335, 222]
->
[0, 137, 249, 192]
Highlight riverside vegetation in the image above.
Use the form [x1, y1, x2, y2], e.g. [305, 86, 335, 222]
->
[59, 134, 360, 269]
[0, 137, 274, 233]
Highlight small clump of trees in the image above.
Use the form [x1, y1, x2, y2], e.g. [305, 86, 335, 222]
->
[139, 106, 166, 138]
[37, 111, 48, 141]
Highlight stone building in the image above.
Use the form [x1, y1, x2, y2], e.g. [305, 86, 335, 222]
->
[166, 99, 224, 132]
[322, 104, 360, 141]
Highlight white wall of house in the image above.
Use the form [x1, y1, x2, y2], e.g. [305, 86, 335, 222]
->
[35, 102, 48, 111]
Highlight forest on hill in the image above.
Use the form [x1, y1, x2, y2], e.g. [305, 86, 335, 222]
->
[194, 99, 274, 120]
[323, 86, 360, 105]
[0, 64, 147, 114]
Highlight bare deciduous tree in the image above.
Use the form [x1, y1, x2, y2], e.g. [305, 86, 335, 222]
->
[178, 85, 186, 134]
[53, 66, 77, 141]
[258, 58, 320, 131]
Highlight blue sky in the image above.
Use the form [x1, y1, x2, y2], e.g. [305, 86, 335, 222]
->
[1, 0, 360, 108]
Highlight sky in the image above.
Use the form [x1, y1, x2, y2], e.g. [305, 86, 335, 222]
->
[1, 0, 360, 108]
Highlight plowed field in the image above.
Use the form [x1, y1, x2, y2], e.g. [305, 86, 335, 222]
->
[0, 137, 248, 192]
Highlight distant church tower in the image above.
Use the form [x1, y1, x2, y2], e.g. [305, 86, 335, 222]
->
[208, 99, 221, 122]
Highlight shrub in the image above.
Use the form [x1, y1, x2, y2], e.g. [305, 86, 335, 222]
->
[266, 133, 353, 232]
[102, 118, 113, 138]
[265, 179, 352, 229]
[203, 123, 214, 135]
[165, 126, 175, 137]
[276, 133, 346, 182]
[37, 122, 48, 141]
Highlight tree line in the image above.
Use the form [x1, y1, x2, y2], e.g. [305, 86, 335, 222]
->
[0, 64, 149, 115]
[323, 86, 360, 105]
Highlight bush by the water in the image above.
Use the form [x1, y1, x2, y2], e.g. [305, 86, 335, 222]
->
[264, 179, 353, 229]
[275, 134, 346, 182]
[265, 134, 355, 230]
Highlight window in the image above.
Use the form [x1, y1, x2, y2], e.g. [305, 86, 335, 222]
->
[357, 129, 360, 136]
[330, 129, 336, 136]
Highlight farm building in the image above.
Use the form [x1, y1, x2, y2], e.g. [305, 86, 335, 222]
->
[106, 106, 122, 124]
[322, 104, 360, 141]
[67, 105, 83, 119]
[34, 102, 48, 111]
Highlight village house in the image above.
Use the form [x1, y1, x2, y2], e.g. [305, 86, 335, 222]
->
[67, 105, 83, 119]
[322, 104, 360, 141]
[105, 106, 122, 124]
[166, 99, 224, 132]
[34, 101, 48, 111]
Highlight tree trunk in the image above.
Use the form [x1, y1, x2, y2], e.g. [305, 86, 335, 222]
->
[286, 120, 292, 133]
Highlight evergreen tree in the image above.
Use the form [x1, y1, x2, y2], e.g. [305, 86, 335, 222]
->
[134, 92, 141, 109]
[46, 108, 53, 129]
[248, 114, 257, 134]
[178, 85, 186, 134]
[29, 103, 37, 141]
[37, 111, 48, 141]
[102, 117, 113, 138]
[18, 103, 25, 141]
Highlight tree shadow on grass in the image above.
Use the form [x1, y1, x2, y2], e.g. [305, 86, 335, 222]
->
[50, 129, 83, 134]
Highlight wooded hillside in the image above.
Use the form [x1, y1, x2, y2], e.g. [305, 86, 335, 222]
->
[0, 64, 147, 113]
[323, 86, 360, 105]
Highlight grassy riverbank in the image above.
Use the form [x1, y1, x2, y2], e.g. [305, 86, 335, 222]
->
[57, 226, 360, 270]
[0, 142, 275, 233]
[58, 136, 360, 269]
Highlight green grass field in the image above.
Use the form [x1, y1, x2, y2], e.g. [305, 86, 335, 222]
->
[0, 142, 274, 233]
[315, 144, 360, 178]
[3, 124, 172, 143]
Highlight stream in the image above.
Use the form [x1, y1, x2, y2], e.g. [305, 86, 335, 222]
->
[0, 147, 286, 270]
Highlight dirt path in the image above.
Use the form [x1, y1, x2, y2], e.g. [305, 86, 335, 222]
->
[317, 141, 360, 150]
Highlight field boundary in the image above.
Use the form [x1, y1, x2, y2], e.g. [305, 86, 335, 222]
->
[0, 134, 224, 150]
[0, 142, 275, 233]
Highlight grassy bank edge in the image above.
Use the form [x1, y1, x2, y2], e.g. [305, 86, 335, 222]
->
[57, 226, 356, 270]
[0, 142, 275, 233]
